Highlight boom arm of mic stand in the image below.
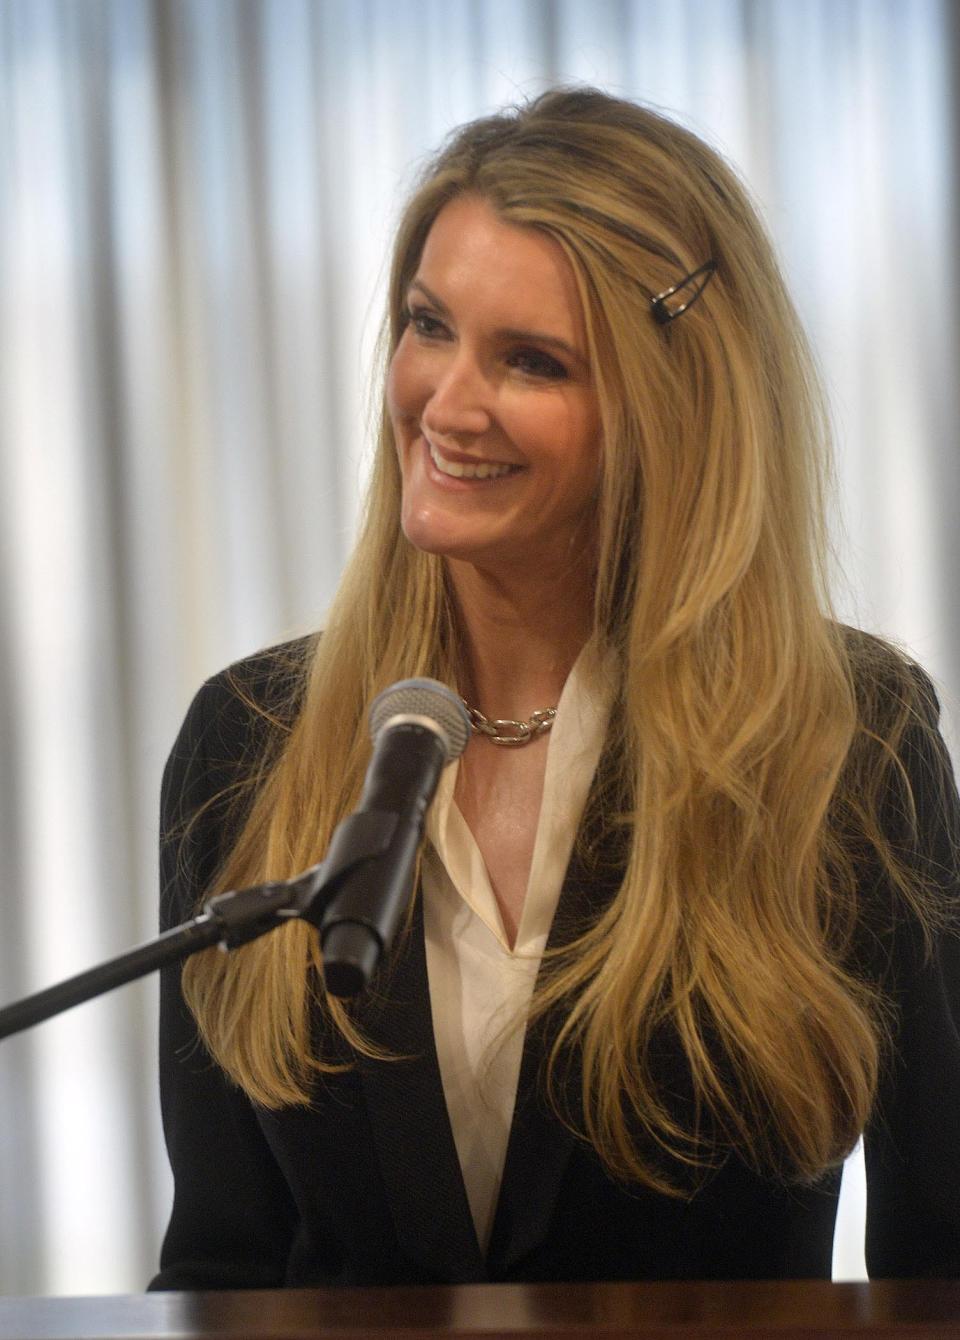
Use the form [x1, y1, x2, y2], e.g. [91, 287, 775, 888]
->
[0, 914, 225, 1041]
[0, 810, 400, 1042]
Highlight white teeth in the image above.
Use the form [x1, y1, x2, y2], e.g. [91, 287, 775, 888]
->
[428, 440, 514, 480]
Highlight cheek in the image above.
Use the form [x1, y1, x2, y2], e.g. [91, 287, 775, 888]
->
[557, 401, 603, 488]
[385, 353, 405, 427]
[386, 341, 426, 432]
[577, 399, 604, 479]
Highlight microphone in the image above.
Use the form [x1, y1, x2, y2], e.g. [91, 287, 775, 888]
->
[319, 678, 470, 997]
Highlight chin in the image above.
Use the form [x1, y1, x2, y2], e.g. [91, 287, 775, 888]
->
[399, 506, 480, 561]
[400, 521, 454, 558]
[403, 529, 515, 572]
[402, 529, 476, 562]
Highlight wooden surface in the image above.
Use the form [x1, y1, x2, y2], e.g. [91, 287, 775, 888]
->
[1, 1281, 960, 1340]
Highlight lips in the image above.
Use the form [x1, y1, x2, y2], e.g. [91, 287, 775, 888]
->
[426, 435, 519, 481]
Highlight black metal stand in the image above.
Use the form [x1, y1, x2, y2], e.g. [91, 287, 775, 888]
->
[0, 806, 401, 1041]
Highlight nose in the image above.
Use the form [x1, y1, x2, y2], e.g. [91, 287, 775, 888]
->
[420, 350, 492, 440]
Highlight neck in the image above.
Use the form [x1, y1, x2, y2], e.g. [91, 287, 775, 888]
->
[446, 557, 594, 717]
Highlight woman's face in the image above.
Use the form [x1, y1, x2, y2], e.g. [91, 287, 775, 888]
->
[387, 195, 602, 576]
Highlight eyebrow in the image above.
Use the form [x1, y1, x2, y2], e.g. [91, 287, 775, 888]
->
[406, 278, 587, 367]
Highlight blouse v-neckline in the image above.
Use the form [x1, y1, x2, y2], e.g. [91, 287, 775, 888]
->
[420, 645, 612, 1249]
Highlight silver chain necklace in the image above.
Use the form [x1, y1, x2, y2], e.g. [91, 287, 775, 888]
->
[463, 702, 557, 747]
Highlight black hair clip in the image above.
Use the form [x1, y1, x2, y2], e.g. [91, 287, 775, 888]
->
[650, 259, 717, 325]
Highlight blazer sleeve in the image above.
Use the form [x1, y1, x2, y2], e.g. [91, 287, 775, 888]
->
[864, 670, 960, 1277]
[149, 667, 299, 1291]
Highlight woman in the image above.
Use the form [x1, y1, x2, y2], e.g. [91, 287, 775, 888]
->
[152, 88, 960, 1288]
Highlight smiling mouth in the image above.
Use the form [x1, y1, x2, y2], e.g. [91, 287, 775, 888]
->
[427, 438, 519, 481]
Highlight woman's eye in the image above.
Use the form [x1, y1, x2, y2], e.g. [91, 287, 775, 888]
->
[507, 348, 569, 380]
[406, 307, 447, 339]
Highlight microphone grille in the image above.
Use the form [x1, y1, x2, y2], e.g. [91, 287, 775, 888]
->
[368, 678, 471, 762]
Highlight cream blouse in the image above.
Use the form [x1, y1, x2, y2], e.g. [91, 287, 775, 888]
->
[421, 650, 612, 1251]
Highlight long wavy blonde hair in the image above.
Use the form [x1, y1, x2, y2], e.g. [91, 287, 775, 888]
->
[181, 88, 951, 1193]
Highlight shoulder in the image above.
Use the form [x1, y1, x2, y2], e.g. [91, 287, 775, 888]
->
[166, 635, 315, 781]
[835, 625, 951, 820]
[187, 633, 315, 734]
[835, 625, 951, 803]
[159, 636, 316, 921]
[836, 623, 939, 719]
[835, 627, 959, 952]
[834, 622, 955, 821]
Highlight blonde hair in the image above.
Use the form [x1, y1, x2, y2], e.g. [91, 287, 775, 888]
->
[180, 89, 952, 1192]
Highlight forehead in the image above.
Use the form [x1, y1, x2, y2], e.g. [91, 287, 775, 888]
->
[413, 195, 588, 345]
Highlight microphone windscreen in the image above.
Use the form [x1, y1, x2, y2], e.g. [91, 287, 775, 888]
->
[368, 678, 470, 762]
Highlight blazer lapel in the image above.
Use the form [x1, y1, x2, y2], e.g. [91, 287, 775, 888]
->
[355, 892, 487, 1282]
[484, 970, 576, 1274]
[487, 801, 626, 1275]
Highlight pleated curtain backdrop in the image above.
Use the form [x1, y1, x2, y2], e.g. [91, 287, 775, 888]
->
[0, 0, 957, 1296]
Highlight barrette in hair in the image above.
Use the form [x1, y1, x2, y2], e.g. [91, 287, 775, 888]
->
[650, 259, 717, 325]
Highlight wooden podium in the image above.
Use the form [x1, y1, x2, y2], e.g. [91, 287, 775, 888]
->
[1, 1281, 959, 1339]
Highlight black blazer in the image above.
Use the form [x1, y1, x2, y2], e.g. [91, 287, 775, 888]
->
[151, 642, 960, 1289]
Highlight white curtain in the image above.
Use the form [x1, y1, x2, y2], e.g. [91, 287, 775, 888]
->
[0, 0, 956, 1295]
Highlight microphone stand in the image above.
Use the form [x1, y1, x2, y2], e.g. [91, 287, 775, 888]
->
[0, 809, 400, 1042]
